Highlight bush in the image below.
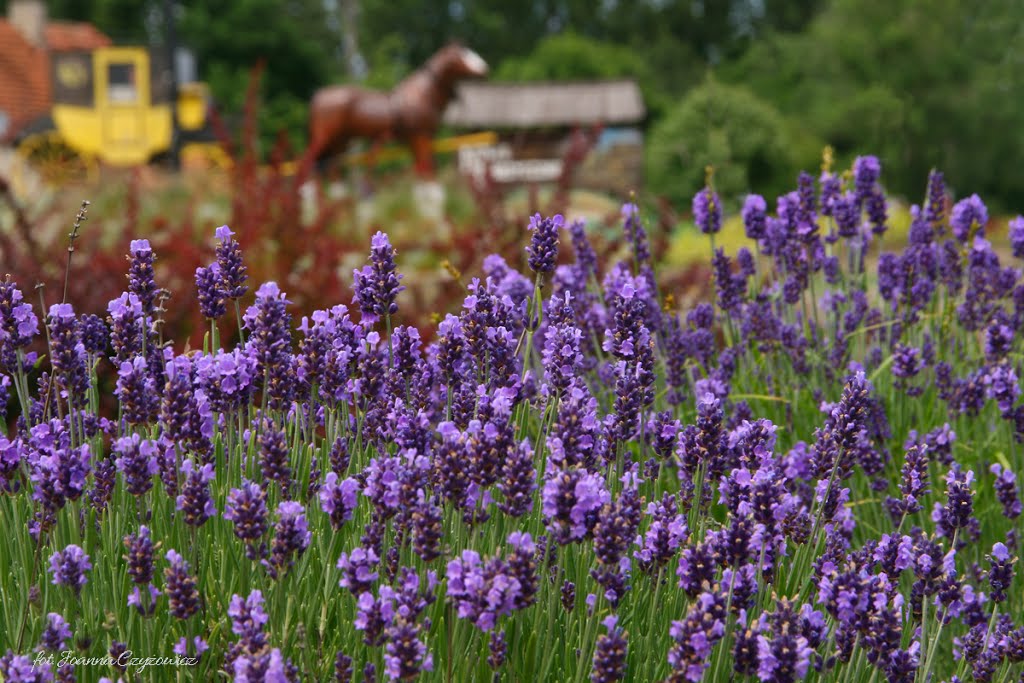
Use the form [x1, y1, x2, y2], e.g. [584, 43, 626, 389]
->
[645, 79, 807, 209]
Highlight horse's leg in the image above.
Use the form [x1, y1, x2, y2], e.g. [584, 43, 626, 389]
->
[409, 135, 435, 179]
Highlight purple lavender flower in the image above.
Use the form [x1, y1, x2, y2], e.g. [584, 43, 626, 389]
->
[890, 444, 929, 518]
[592, 615, 628, 682]
[25, 421, 91, 535]
[542, 295, 583, 394]
[712, 248, 746, 312]
[507, 531, 539, 609]
[113, 434, 159, 497]
[127, 238, 159, 315]
[195, 263, 226, 320]
[175, 459, 216, 527]
[756, 599, 813, 682]
[667, 591, 726, 681]
[488, 630, 507, 670]
[446, 549, 523, 631]
[525, 213, 563, 275]
[542, 467, 611, 544]
[412, 494, 444, 562]
[353, 231, 405, 323]
[497, 438, 537, 518]
[950, 194, 988, 242]
[568, 218, 598, 280]
[79, 313, 107, 357]
[232, 648, 294, 683]
[984, 313, 1014, 362]
[982, 363, 1020, 416]
[0, 276, 38, 374]
[693, 187, 721, 235]
[47, 303, 90, 409]
[195, 346, 258, 414]
[258, 418, 293, 493]
[990, 464, 1022, 519]
[1009, 215, 1024, 259]
[319, 472, 359, 529]
[123, 525, 155, 585]
[224, 480, 269, 554]
[127, 584, 160, 617]
[115, 356, 159, 425]
[173, 636, 209, 659]
[48, 544, 91, 595]
[0, 652, 54, 682]
[337, 547, 380, 596]
[215, 225, 248, 300]
[853, 155, 881, 201]
[164, 549, 199, 619]
[892, 344, 922, 380]
[335, 651, 354, 683]
[244, 283, 295, 410]
[933, 465, 975, 536]
[986, 542, 1015, 602]
[742, 194, 767, 240]
[384, 621, 434, 681]
[229, 590, 269, 653]
[107, 292, 144, 363]
[39, 613, 72, 651]
[265, 501, 311, 579]
[924, 169, 946, 228]
[160, 355, 213, 459]
[621, 202, 651, 265]
[355, 587, 396, 646]
[635, 494, 687, 573]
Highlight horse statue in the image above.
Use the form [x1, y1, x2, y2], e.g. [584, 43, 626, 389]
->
[309, 43, 489, 178]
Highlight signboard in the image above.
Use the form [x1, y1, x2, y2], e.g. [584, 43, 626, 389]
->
[458, 143, 563, 184]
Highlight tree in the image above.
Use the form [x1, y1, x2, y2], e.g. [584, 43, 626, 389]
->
[646, 79, 805, 208]
[724, 0, 1024, 208]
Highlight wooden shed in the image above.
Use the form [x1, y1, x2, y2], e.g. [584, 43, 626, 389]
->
[443, 79, 646, 195]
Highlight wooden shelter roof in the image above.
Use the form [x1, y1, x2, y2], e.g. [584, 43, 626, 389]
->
[443, 79, 645, 128]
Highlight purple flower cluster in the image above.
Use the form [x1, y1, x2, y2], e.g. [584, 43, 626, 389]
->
[353, 231, 405, 323]
[264, 501, 311, 579]
[445, 533, 538, 631]
[526, 213, 563, 274]
[48, 544, 91, 595]
[164, 549, 199, 619]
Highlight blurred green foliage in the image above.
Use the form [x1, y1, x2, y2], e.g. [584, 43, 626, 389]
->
[645, 79, 805, 210]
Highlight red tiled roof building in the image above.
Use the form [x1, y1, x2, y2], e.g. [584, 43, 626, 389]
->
[0, 0, 111, 143]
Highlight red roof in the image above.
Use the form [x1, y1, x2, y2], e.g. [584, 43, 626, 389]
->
[0, 19, 111, 143]
[45, 22, 112, 52]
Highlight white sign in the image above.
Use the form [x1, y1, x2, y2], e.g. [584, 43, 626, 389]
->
[458, 143, 563, 184]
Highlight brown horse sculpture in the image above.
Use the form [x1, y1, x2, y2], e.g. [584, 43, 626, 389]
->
[309, 43, 488, 177]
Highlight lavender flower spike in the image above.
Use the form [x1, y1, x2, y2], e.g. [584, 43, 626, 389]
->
[164, 549, 200, 619]
[215, 225, 248, 299]
[49, 544, 91, 595]
[527, 213, 563, 274]
[353, 231, 405, 324]
[693, 187, 722, 235]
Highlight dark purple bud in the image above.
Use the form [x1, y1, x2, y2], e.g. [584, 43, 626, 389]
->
[526, 213, 563, 274]
[164, 549, 199, 619]
[215, 225, 248, 300]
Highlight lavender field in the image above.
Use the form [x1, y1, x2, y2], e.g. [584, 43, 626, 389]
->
[1, 157, 1023, 683]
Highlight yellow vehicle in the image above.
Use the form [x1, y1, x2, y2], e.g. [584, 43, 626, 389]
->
[15, 45, 222, 182]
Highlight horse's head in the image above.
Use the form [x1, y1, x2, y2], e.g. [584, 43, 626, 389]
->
[434, 42, 489, 80]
